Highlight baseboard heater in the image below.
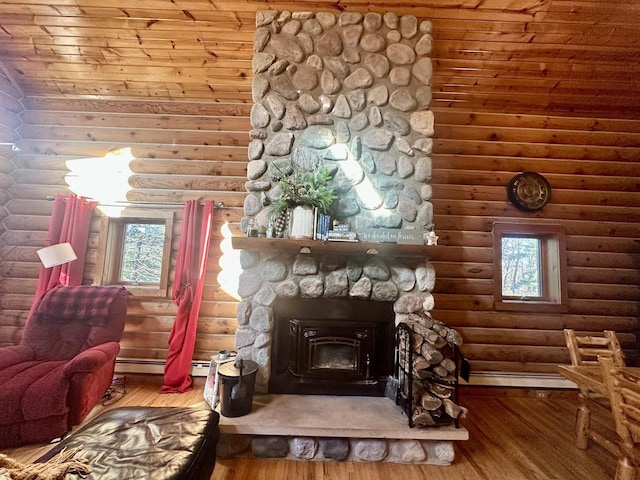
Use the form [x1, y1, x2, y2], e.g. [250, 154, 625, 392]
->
[462, 372, 576, 389]
[115, 359, 577, 388]
[115, 358, 212, 377]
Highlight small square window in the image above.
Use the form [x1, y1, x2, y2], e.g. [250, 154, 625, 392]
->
[119, 222, 166, 284]
[493, 223, 568, 313]
[501, 236, 542, 298]
[96, 210, 174, 297]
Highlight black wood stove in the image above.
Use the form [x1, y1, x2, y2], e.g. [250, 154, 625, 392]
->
[269, 298, 395, 396]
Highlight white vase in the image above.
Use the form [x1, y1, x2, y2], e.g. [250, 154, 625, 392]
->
[289, 206, 315, 239]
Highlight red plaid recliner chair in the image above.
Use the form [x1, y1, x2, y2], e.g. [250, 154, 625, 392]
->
[0, 285, 129, 448]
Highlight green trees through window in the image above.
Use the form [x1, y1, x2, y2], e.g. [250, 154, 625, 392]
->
[493, 222, 568, 313]
[120, 223, 165, 284]
[501, 236, 542, 297]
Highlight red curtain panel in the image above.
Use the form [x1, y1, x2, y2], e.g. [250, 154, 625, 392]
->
[162, 200, 215, 393]
[32, 194, 97, 306]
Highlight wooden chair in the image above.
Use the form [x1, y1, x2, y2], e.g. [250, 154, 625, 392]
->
[564, 329, 625, 453]
[599, 355, 640, 480]
[564, 329, 625, 368]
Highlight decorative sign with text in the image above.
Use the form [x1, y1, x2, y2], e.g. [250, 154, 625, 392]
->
[355, 228, 424, 245]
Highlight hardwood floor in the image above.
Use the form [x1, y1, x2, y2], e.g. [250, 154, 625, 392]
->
[213, 390, 617, 480]
[2, 380, 618, 480]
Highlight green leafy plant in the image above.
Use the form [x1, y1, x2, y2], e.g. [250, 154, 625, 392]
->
[271, 164, 337, 214]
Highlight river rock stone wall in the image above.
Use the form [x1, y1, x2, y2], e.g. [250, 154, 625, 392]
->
[237, 249, 437, 391]
[218, 434, 456, 465]
[244, 9, 434, 232]
[231, 12, 462, 464]
[238, 8, 440, 394]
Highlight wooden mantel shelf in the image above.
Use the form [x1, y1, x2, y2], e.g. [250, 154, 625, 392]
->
[231, 236, 439, 257]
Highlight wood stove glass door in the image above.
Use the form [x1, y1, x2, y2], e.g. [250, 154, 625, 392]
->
[292, 321, 373, 381]
[309, 337, 360, 373]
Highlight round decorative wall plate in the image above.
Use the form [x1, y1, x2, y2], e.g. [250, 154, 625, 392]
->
[507, 172, 551, 211]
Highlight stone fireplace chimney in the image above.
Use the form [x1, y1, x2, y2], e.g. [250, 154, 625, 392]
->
[224, 13, 468, 462]
[244, 10, 435, 234]
[237, 10, 439, 395]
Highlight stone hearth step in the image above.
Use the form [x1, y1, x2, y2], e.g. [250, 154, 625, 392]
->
[218, 393, 468, 440]
[216, 394, 468, 464]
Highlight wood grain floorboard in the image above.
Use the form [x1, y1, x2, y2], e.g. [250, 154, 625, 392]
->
[1, 383, 619, 479]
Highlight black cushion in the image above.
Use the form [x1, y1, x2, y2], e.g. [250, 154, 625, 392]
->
[38, 406, 220, 480]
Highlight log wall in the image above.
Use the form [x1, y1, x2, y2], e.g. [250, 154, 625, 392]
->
[0, 69, 24, 346]
[0, 1, 638, 379]
[0, 99, 247, 361]
[0, 68, 22, 236]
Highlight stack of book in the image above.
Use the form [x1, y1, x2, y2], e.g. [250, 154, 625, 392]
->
[328, 223, 358, 242]
[313, 211, 331, 240]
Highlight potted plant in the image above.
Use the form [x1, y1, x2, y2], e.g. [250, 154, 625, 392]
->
[271, 164, 337, 239]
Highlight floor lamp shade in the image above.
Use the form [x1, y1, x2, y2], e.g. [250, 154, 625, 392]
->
[36, 242, 77, 268]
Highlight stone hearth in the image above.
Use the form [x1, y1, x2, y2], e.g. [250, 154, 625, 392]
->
[232, 209, 466, 465]
[217, 394, 468, 464]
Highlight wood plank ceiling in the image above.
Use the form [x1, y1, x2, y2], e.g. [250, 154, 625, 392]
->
[0, 0, 638, 114]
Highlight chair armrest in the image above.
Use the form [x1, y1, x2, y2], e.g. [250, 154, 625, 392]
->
[0, 345, 35, 369]
[63, 342, 120, 376]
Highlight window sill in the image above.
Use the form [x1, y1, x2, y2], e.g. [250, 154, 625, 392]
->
[120, 285, 168, 298]
[495, 300, 569, 314]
